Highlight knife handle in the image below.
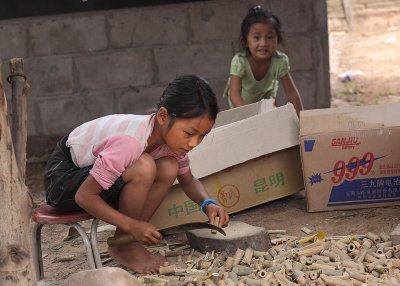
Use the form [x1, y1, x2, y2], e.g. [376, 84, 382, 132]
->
[107, 234, 136, 247]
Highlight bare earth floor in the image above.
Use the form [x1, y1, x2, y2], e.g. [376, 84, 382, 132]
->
[28, 166, 400, 282]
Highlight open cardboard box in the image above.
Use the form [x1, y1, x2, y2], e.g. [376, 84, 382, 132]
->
[300, 103, 400, 212]
[149, 99, 304, 228]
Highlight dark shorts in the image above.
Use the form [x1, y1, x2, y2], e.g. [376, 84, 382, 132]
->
[44, 134, 125, 211]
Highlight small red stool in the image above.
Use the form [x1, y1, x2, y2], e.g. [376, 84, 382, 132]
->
[31, 204, 102, 280]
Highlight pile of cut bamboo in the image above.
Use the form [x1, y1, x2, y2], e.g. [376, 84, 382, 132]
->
[136, 231, 400, 286]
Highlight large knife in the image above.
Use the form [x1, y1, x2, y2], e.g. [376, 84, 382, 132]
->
[107, 222, 226, 247]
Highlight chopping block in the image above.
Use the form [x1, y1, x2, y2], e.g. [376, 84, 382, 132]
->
[186, 221, 271, 254]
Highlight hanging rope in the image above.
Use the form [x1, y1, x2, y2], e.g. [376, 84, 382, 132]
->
[7, 72, 27, 84]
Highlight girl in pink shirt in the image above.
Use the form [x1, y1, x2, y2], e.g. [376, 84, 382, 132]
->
[44, 74, 229, 274]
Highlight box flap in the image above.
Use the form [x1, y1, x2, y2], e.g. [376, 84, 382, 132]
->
[188, 101, 300, 179]
[300, 102, 400, 136]
[214, 99, 275, 128]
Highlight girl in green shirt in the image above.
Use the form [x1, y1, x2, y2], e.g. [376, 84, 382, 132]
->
[223, 6, 303, 117]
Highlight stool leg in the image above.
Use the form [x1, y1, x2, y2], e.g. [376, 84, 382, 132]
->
[31, 222, 44, 280]
[71, 222, 96, 269]
[90, 219, 102, 268]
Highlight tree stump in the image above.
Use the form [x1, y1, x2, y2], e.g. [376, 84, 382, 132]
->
[186, 221, 271, 254]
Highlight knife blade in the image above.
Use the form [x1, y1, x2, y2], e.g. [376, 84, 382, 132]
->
[107, 222, 226, 247]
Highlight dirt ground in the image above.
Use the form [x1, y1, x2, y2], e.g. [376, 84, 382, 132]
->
[329, 12, 400, 107]
[26, 10, 400, 284]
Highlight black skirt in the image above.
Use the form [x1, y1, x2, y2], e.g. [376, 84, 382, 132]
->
[44, 134, 125, 211]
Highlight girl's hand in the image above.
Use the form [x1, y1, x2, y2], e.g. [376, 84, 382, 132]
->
[205, 203, 230, 228]
[129, 220, 162, 246]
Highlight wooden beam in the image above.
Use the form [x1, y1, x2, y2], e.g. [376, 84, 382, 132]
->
[0, 58, 36, 285]
[342, 0, 355, 31]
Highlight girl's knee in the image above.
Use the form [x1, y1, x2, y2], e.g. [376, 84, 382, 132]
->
[123, 153, 156, 183]
[156, 156, 179, 183]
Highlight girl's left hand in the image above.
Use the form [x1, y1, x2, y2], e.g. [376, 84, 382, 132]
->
[205, 203, 230, 228]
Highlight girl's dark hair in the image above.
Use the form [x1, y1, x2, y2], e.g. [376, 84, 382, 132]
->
[156, 74, 219, 123]
[240, 6, 283, 53]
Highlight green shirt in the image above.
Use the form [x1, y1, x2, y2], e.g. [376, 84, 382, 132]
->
[223, 50, 290, 108]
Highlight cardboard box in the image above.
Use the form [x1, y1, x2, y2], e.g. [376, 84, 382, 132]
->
[300, 103, 400, 212]
[149, 99, 304, 228]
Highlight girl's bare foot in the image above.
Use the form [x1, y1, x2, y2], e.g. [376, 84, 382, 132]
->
[108, 242, 167, 274]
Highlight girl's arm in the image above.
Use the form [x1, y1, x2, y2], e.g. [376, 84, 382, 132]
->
[280, 72, 304, 118]
[75, 175, 162, 245]
[229, 75, 246, 107]
[177, 170, 229, 227]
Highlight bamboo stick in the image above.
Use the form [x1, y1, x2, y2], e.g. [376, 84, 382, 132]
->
[295, 245, 324, 258]
[347, 270, 369, 283]
[320, 274, 352, 286]
[301, 227, 312, 235]
[308, 262, 336, 271]
[242, 248, 254, 265]
[233, 249, 245, 266]
[366, 232, 380, 243]
[159, 265, 177, 275]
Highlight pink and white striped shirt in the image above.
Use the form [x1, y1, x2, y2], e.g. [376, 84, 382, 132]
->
[66, 114, 190, 190]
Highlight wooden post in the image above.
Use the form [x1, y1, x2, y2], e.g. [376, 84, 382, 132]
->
[9, 58, 29, 181]
[0, 59, 36, 285]
[342, 0, 355, 31]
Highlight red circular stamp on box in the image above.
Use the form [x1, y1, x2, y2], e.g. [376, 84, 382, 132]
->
[217, 184, 240, 208]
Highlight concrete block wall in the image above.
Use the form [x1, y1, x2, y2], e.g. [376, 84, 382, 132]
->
[0, 0, 330, 157]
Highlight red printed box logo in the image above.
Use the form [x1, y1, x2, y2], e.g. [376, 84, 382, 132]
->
[331, 136, 361, 149]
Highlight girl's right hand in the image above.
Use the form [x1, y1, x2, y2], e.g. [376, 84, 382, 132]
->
[129, 220, 162, 246]
[205, 203, 230, 228]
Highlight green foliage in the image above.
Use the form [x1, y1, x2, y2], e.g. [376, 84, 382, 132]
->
[378, 90, 395, 96]
[343, 81, 360, 95]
